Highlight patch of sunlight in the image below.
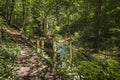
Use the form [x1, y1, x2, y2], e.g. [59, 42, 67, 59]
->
[117, 6, 120, 10]
[91, 53, 119, 65]
[56, 26, 61, 31]
[78, 47, 85, 51]
[106, 59, 119, 65]
[92, 54, 106, 60]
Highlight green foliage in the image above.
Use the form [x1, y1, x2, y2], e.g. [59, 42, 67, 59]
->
[78, 61, 101, 80]
[57, 59, 120, 80]
[57, 65, 70, 79]
[0, 0, 120, 79]
[0, 42, 20, 80]
[102, 60, 120, 80]
[57, 62, 79, 80]
[0, 17, 4, 24]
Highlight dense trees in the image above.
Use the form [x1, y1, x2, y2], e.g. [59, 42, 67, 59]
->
[0, 0, 120, 79]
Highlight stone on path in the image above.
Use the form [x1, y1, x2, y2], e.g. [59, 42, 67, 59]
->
[18, 67, 30, 77]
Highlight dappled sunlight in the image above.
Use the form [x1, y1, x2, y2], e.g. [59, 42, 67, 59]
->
[15, 36, 60, 80]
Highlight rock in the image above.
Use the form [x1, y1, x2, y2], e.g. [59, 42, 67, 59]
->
[18, 67, 30, 77]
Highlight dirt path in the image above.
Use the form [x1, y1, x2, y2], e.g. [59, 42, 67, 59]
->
[4, 28, 60, 80]
[16, 41, 60, 80]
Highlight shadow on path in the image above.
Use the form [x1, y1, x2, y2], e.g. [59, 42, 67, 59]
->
[16, 40, 60, 80]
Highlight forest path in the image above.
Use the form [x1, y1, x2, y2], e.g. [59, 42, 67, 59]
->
[15, 38, 60, 80]
[15, 37, 60, 80]
[5, 28, 60, 80]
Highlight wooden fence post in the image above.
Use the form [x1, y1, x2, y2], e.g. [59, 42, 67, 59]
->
[41, 37, 45, 56]
[36, 39, 40, 53]
[53, 37, 57, 77]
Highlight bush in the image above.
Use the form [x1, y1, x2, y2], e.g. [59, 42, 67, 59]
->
[77, 61, 102, 80]
[0, 42, 20, 80]
[102, 60, 120, 80]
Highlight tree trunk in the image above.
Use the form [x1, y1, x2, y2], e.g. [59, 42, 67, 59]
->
[56, 0, 60, 26]
[43, 15, 49, 35]
[22, 0, 25, 27]
[9, 0, 15, 25]
[94, 0, 103, 52]
[4, 0, 9, 20]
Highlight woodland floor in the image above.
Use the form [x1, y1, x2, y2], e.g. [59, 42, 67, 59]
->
[6, 29, 60, 80]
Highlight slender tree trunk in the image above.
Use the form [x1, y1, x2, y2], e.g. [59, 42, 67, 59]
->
[22, 0, 25, 27]
[9, 0, 15, 25]
[43, 15, 49, 35]
[46, 16, 49, 35]
[94, 0, 103, 52]
[56, 0, 60, 26]
[4, 0, 9, 20]
[67, 13, 73, 64]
